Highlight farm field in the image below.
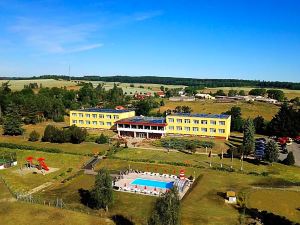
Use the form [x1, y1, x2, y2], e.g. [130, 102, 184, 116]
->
[202, 87, 300, 100]
[0, 79, 78, 91]
[158, 99, 279, 121]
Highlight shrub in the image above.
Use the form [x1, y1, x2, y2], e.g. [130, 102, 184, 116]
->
[69, 125, 87, 144]
[95, 133, 109, 144]
[28, 130, 40, 142]
[42, 125, 57, 142]
[282, 152, 295, 166]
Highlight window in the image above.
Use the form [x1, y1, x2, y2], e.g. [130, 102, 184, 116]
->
[86, 121, 91, 125]
[201, 120, 207, 124]
[92, 121, 97, 125]
[106, 115, 112, 119]
[210, 120, 216, 125]
[113, 115, 119, 119]
[72, 113, 77, 117]
[176, 119, 182, 123]
[193, 127, 199, 132]
[168, 118, 174, 123]
[201, 128, 207, 132]
[99, 114, 104, 118]
[184, 119, 190, 124]
[99, 121, 104, 125]
[92, 114, 97, 118]
[86, 114, 90, 118]
[176, 126, 182, 131]
[193, 120, 199, 124]
[72, 120, 77, 124]
[169, 126, 174, 130]
[210, 128, 216, 133]
[184, 127, 190, 131]
[107, 122, 112, 126]
[218, 129, 225, 133]
[79, 113, 83, 117]
[79, 120, 84, 124]
[219, 121, 225, 125]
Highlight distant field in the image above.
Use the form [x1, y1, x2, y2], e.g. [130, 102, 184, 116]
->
[202, 87, 300, 100]
[0, 79, 77, 91]
[158, 100, 279, 121]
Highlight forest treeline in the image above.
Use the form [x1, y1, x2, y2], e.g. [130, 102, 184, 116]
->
[1, 75, 300, 90]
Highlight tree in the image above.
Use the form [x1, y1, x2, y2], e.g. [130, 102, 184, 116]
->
[148, 187, 180, 225]
[265, 140, 279, 165]
[96, 133, 109, 144]
[253, 116, 266, 134]
[42, 125, 57, 142]
[160, 86, 165, 91]
[228, 89, 238, 97]
[134, 98, 159, 116]
[249, 88, 266, 96]
[69, 125, 87, 144]
[243, 118, 255, 156]
[215, 89, 226, 96]
[224, 106, 244, 132]
[238, 90, 246, 96]
[268, 102, 300, 137]
[181, 106, 192, 113]
[160, 100, 165, 106]
[267, 89, 285, 101]
[2, 105, 24, 136]
[92, 168, 113, 211]
[28, 130, 40, 142]
[282, 152, 295, 165]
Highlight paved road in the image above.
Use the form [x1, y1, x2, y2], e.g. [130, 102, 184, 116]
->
[279, 142, 300, 166]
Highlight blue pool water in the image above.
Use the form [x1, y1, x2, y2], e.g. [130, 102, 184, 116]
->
[131, 178, 174, 189]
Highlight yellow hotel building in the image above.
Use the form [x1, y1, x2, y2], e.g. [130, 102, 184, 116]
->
[166, 113, 231, 140]
[69, 108, 135, 129]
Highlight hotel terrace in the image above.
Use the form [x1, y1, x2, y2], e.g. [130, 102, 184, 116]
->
[70, 108, 231, 139]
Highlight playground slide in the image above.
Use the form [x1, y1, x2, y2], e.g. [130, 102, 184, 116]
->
[40, 161, 49, 171]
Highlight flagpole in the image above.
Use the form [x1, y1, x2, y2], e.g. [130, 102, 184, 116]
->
[240, 153, 244, 171]
[220, 150, 223, 168]
[209, 149, 212, 167]
[231, 151, 233, 169]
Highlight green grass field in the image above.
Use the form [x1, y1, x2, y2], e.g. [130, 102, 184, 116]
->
[1, 79, 78, 91]
[247, 189, 300, 223]
[158, 99, 279, 121]
[0, 148, 87, 192]
[0, 121, 110, 156]
[202, 87, 300, 100]
[0, 201, 113, 225]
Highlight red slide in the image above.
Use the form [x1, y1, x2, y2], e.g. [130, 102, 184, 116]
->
[40, 161, 49, 171]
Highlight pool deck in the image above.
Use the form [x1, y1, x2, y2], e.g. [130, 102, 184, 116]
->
[114, 172, 191, 199]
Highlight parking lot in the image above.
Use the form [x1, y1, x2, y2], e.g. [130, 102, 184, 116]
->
[279, 142, 300, 166]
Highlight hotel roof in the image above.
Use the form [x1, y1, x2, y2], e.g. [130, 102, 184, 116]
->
[116, 116, 167, 126]
[169, 113, 231, 119]
[75, 108, 133, 113]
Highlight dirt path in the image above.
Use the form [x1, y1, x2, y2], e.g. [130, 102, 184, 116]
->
[24, 182, 53, 196]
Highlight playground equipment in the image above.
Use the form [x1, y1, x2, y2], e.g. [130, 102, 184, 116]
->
[0, 152, 17, 170]
[25, 156, 49, 171]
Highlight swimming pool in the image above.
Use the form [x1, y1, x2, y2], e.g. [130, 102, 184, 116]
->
[131, 178, 174, 189]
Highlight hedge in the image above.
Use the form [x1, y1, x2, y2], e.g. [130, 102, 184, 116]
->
[0, 142, 62, 153]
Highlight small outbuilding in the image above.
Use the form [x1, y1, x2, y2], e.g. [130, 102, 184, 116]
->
[225, 191, 237, 204]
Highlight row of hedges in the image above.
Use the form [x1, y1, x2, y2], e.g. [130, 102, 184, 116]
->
[158, 138, 215, 152]
[0, 142, 62, 153]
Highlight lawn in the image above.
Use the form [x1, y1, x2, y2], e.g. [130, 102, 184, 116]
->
[158, 100, 279, 121]
[202, 87, 300, 100]
[247, 189, 300, 223]
[0, 148, 87, 192]
[0, 121, 110, 156]
[0, 201, 113, 225]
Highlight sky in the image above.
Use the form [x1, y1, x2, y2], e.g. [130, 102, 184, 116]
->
[0, 0, 300, 82]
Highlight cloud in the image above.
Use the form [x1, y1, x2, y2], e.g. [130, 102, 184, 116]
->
[10, 17, 102, 54]
[133, 10, 163, 21]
